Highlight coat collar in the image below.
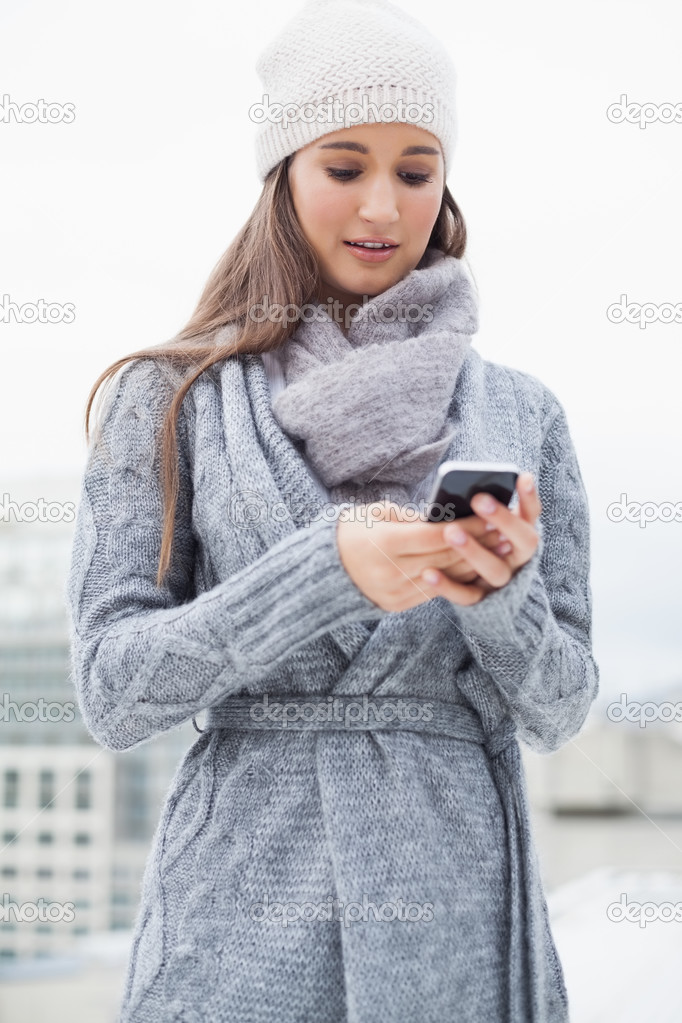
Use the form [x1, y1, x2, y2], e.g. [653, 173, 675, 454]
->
[219, 350, 373, 662]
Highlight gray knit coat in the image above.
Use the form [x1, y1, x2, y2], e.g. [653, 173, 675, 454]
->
[64, 341, 599, 1022]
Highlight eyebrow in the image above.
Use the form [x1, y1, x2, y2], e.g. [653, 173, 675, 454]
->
[317, 141, 440, 157]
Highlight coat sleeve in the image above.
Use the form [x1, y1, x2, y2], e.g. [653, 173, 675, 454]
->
[445, 395, 600, 753]
[64, 358, 387, 752]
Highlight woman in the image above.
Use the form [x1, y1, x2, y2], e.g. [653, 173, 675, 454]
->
[65, 1, 599, 1020]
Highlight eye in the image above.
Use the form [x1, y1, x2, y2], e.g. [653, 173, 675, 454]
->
[325, 168, 432, 187]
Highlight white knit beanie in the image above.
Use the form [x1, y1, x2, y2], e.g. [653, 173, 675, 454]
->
[252, 0, 458, 182]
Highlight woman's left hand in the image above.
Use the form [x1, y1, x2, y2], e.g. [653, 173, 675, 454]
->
[432, 471, 542, 595]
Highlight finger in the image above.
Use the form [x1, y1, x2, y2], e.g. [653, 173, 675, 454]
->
[438, 564, 480, 584]
[515, 472, 542, 524]
[384, 513, 505, 560]
[437, 521, 514, 589]
[418, 569, 488, 606]
[397, 526, 504, 575]
[468, 491, 538, 554]
[453, 518, 504, 541]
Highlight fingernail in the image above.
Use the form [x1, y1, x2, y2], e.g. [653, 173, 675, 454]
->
[497, 542, 513, 555]
[423, 569, 439, 584]
[444, 524, 467, 545]
[473, 494, 496, 514]
[521, 473, 534, 493]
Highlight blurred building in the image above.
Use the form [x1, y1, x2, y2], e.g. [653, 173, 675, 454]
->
[521, 694, 682, 890]
[522, 697, 682, 815]
[0, 745, 114, 959]
[0, 494, 195, 963]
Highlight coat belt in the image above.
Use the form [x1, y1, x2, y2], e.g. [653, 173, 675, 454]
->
[193, 694, 560, 1020]
[195, 694, 517, 758]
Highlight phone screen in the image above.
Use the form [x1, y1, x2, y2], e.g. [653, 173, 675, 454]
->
[426, 468, 518, 521]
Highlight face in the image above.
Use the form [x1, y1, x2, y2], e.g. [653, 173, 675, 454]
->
[287, 121, 445, 317]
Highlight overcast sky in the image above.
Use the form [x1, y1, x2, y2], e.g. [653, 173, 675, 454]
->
[1, 0, 681, 700]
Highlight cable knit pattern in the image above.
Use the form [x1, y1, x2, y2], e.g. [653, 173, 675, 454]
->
[64, 338, 599, 1022]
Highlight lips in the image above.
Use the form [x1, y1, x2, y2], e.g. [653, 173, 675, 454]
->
[342, 241, 400, 263]
[344, 241, 398, 249]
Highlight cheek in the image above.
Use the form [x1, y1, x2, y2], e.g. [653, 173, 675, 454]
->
[298, 183, 348, 233]
[405, 192, 442, 232]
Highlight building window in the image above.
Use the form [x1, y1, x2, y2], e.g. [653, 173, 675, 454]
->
[39, 770, 55, 810]
[36, 868, 53, 879]
[37, 832, 54, 845]
[73, 869, 90, 880]
[1, 832, 17, 845]
[3, 770, 18, 808]
[1, 867, 17, 878]
[75, 770, 91, 810]
[74, 833, 91, 846]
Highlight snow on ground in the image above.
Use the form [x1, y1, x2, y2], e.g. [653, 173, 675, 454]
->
[548, 868, 682, 1022]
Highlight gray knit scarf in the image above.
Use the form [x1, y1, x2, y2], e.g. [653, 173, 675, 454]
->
[270, 245, 479, 507]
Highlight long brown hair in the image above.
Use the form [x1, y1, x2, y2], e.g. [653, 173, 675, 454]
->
[83, 154, 468, 587]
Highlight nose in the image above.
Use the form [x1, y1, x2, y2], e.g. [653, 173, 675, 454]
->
[357, 173, 400, 226]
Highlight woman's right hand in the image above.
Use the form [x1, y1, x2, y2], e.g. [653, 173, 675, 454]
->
[335, 501, 509, 612]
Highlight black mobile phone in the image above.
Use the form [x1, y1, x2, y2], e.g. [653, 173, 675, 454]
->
[424, 461, 519, 522]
